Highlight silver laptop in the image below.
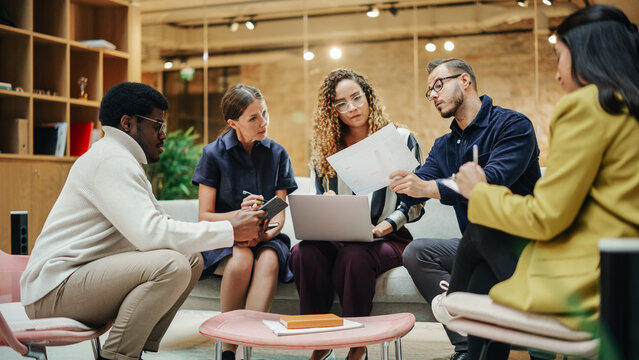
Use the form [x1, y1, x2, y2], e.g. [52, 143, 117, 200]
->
[288, 194, 375, 242]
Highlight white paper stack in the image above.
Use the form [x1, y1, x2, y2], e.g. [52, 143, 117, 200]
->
[262, 319, 364, 336]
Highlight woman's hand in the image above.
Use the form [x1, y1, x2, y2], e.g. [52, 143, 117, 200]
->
[241, 194, 264, 210]
[372, 220, 393, 238]
[456, 162, 487, 199]
[323, 190, 336, 195]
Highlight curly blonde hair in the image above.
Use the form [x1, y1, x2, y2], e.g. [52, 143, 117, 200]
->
[312, 69, 397, 179]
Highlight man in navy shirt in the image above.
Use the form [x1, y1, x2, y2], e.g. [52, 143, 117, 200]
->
[389, 58, 541, 360]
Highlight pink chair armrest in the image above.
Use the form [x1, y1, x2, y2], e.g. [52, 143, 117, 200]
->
[445, 292, 593, 341]
[0, 313, 28, 355]
[447, 318, 599, 357]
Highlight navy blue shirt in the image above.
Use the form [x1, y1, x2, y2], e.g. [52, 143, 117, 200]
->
[192, 129, 298, 211]
[402, 95, 541, 233]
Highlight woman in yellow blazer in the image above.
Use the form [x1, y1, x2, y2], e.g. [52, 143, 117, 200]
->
[437, 5, 639, 359]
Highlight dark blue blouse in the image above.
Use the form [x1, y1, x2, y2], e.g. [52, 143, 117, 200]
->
[192, 129, 298, 211]
[401, 95, 541, 233]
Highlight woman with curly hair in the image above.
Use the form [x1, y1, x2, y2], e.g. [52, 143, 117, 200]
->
[290, 69, 423, 360]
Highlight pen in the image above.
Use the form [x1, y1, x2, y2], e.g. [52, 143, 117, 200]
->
[472, 144, 478, 165]
[242, 190, 254, 196]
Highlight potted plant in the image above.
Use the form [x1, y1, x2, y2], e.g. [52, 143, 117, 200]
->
[145, 127, 203, 200]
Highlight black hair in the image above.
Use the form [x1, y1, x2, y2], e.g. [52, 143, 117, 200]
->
[426, 58, 477, 90]
[556, 5, 639, 119]
[99, 82, 169, 128]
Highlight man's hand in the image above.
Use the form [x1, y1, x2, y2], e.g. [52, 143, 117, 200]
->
[229, 209, 266, 246]
[389, 170, 436, 198]
[456, 162, 487, 199]
[372, 220, 393, 238]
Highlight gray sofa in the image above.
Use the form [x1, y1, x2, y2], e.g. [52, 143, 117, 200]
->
[159, 177, 461, 321]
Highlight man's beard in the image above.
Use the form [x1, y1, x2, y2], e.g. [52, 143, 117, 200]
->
[439, 86, 464, 119]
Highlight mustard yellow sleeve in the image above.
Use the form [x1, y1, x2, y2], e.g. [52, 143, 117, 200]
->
[468, 86, 606, 240]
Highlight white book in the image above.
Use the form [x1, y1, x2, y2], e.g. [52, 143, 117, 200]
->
[262, 319, 364, 336]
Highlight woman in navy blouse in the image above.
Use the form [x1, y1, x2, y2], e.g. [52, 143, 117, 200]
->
[290, 69, 423, 360]
[192, 84, 297, 360]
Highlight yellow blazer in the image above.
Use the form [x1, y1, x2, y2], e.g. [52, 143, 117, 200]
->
[467, 84, 639, 332]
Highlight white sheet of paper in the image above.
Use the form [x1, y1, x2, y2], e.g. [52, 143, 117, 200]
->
[326, 124, 419, 195]
[262, 319, 364, 336]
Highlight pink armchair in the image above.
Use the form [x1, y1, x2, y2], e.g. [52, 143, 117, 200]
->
[0, 250, 110, 360]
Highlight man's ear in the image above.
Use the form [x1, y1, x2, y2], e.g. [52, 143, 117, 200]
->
[461, 73, 473, 89]
[120, 115, 133, 133]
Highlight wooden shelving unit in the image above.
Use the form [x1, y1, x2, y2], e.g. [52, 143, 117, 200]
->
[0, 0, 140, 253]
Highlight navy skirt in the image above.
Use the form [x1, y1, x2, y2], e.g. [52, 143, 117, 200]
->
[201, 232, 294, 283]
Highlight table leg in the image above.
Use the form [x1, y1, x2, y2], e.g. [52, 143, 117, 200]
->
[242, 345, 252, 360]
[381, 341, 390, 360]
[394, 338, 402, 360]
[214, 341, 222, 360]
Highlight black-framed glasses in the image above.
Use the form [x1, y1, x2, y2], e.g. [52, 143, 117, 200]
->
[425, 74, 463, 101]
[135, 114, 167, 134]
[334, 92, 367, 113]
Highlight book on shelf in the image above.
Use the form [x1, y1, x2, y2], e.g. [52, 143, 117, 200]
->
[34, 122, 67, 156]
[279, 313, 343, 329]
[0, 118, 28, 154]
[70, 122, 94, 156]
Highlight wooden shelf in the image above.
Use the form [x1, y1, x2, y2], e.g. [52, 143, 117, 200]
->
[0, 89, 31, 98]
[0, 0, 139, 254]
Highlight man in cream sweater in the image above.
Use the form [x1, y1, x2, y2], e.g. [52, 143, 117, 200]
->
[20, 82, 266, 360]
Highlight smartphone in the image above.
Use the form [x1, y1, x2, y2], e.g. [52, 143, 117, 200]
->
[258, 196, 288, 220]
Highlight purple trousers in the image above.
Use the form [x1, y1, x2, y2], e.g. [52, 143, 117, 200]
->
[290, 240, 402, 317]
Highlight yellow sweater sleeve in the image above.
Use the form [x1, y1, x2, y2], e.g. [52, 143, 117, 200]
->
[468, 85, 607, 240]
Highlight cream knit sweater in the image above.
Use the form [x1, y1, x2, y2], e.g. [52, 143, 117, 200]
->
[21, 126, 234, 305]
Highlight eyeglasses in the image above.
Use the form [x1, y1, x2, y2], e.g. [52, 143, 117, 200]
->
[425, 74, 463, 101]
[334, 92, 367, 113]
[135, 114, 167, 134]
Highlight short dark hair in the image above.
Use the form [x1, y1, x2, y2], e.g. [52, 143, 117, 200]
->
[99, 82, 169, 128]
[557, 4, 639, 119]
[427, 58, 477, 90]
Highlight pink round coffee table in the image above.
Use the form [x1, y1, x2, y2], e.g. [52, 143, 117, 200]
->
[199, 310, 415, 360]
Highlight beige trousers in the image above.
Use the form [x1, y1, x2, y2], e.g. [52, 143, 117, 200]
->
[25, 250, 203, 360]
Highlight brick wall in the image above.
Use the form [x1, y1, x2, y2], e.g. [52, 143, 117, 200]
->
[239, 31, 561, 176]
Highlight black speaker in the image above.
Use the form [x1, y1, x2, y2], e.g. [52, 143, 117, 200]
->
[11, 211, 28, 255]
[599, 238, 639, 360]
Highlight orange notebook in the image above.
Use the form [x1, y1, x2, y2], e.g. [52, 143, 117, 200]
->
[279, 314, 344, 329]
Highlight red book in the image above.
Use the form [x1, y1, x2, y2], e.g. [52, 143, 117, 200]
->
[70, 122, 94, 156]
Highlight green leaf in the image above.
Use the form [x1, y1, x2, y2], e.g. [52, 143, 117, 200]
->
[143, 126, 203, 200]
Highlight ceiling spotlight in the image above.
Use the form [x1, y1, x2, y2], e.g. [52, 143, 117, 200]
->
[229, 21, 239, 32]
[548, 34, 557, 44]
[366, 6, 380, 18]
[245, 19, 255, 30]
[329, 47, 342, 59]
[163, 60, 173, 69]
[517, 0, 528, 7]
[303, 50, 315, 61]
[542, 0, 553, 5]
[389, 5, 398, 16]
[425, 42, 437, 52]
[444, 40, 455, 51]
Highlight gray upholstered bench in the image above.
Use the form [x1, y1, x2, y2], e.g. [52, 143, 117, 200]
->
[159, 177, 461, 322]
